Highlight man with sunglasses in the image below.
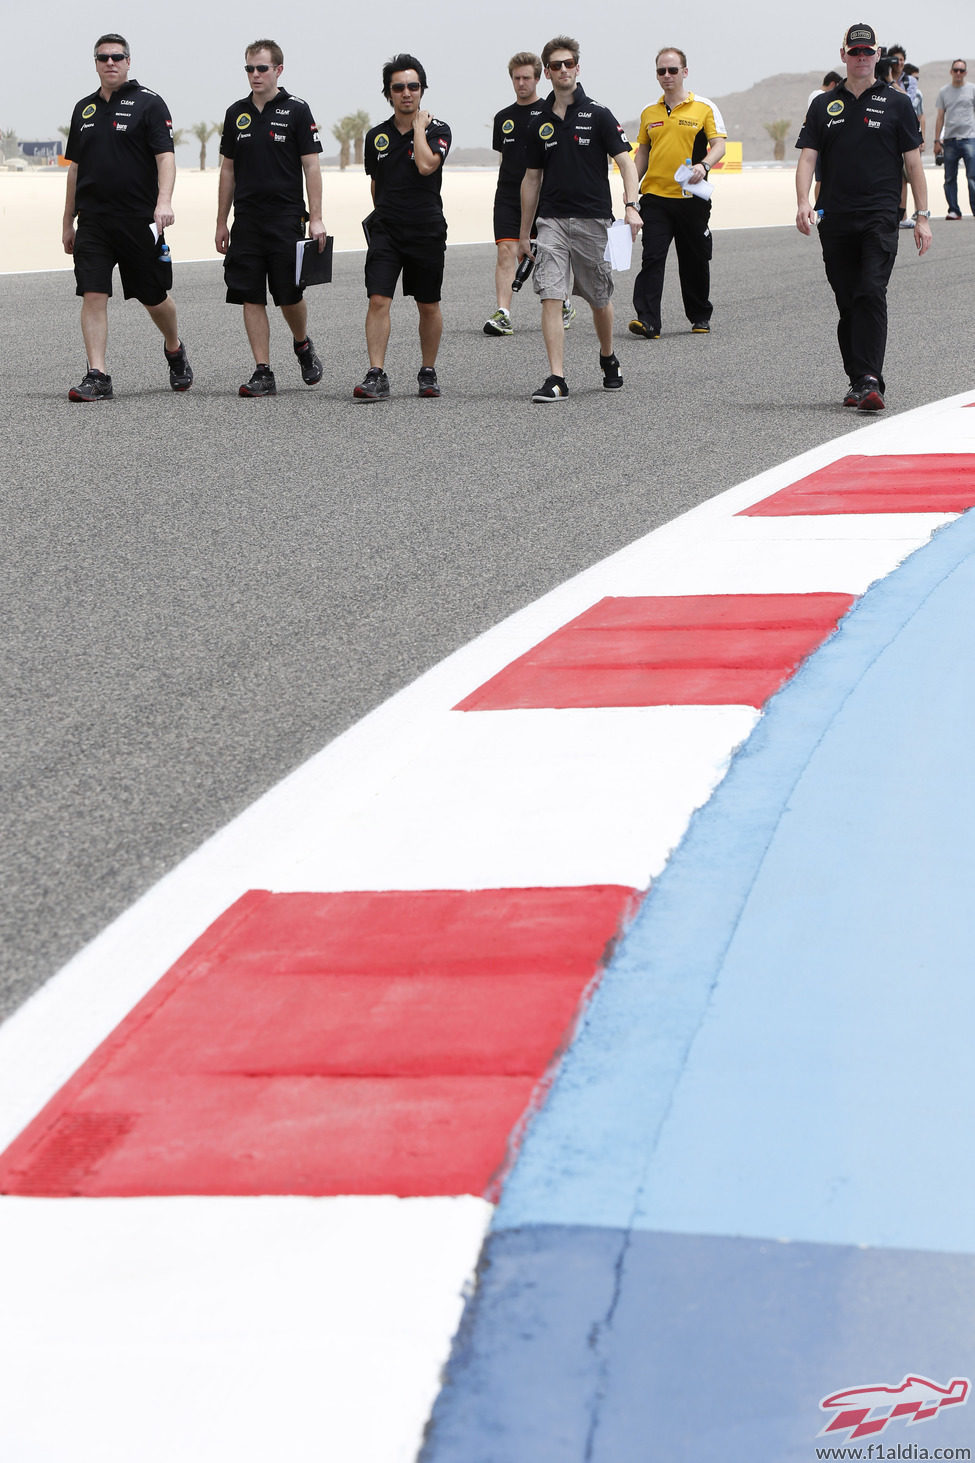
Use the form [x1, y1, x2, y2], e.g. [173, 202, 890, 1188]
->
[217, 39, 325, 397]
[796, 22, 931, 413]
[62, 33, 192, 401]
[934, 61, 975, 219]
[355, 54, 451, 401]
[518, 36, 642, 402]
[628, 48, 726, 341]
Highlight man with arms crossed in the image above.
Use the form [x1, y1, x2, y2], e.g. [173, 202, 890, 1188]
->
[354, 54, 450, 401]
[484, 52, 545, 336]
[796, 22, 931, 413]
[63, 33, 192, 401]
[628, 47, 726, 339]
[216, 39, 325, 397]
[934, 60, 975, 219]
[518, 36, 642, 402]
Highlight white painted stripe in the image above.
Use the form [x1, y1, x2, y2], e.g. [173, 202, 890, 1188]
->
[0, 1194, 492, 1463]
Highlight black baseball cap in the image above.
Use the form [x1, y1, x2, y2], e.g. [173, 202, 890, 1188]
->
[843, 23, 879, 51]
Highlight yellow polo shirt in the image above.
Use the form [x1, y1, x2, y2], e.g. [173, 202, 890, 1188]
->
[637, 92, 726, 198]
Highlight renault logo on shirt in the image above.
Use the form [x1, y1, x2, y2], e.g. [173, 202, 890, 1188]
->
[236, 112, 251, 130]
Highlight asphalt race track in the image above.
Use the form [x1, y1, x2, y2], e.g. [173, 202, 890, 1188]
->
[2, 221, 973, 1013]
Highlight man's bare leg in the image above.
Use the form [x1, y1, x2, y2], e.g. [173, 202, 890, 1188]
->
[80, 293, 110, 372]
[541, 297, 565, 377]
[365, 295, 392, 368]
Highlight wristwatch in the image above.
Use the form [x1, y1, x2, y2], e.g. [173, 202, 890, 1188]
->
[702, 162, 711, 176]
[913, 209, 931, 218]
[625, 200, 641, 209]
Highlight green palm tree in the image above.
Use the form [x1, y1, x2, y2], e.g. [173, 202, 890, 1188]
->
[190, 121, 220, 170]
[352, 110, 370, 166]
[331, 115, 356, 170]
[763, 119, 791, 162]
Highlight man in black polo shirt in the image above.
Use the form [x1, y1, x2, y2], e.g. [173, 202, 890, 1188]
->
[484, 52, 545, 336]
[796, 21, 932, 412]
[62, 33, 192, 401]
[518, 35, 643, 402]
[217, 38, 325, 397]
[354, 54, 451, 401]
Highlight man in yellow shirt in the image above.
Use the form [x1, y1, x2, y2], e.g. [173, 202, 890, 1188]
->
[629, 47, 726, 338]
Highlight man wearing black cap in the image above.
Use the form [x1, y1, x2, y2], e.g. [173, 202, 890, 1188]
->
[795, 23, 932, 413]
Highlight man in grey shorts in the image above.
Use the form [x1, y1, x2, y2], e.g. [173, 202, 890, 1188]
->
[518, 34, 642, 402]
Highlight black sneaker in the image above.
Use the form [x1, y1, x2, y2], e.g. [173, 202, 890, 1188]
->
[690, 321, 711, 334]
[843, 381, 865, 408]
[239, 365, 276, 397]
[164, 340, 193, 392]
[627, 319, 659, 339]
[417, 366, 441, 398]
[294, 336, 323, 385]
[856, 376, 885, 412]
[600, 353, 623, 390]
[68, 368, 113, 402]
[353, 366, 390, 401]
[531, 374, 569, 403]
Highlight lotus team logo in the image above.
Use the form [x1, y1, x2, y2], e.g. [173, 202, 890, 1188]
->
[502, 118, 514, 134]
[82, 104, 97, 119]
[827, 99, 844, 116]
[236, 112, 251, 130]
[819, 1374, 970, 1442]
[539, 122, 554, 140]
[374, 132, 389, 152]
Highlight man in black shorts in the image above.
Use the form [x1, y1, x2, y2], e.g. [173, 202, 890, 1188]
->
[62, 33, 192, 401]
[354, 54, 451, 401]
[216, 38, 325, 397]
[484, 52, 545, 336]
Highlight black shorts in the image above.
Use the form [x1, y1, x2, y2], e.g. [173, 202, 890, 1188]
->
[493, 179, 537, 244]
[224, 212, 306, 307]
[73, 213, 172, 305]
[364, 221, 446, 303]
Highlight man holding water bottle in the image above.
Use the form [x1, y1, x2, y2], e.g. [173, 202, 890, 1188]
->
[63, 33, 192, 401]
[628, 47, 726, 341]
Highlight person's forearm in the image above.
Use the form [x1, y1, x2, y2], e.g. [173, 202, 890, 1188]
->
[303, 158, 323, 221]
[216, 162, 234, 226]
[62, 163, 77, 223]
[155, 152, 175, 206]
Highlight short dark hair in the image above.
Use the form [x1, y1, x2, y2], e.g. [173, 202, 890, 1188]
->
[903, 63, 919, 76]
[887, 43, 905, 59]
[823, 70, 843, 87]
[94, 33, 129, 56]
[383, 53, 427, 99]
[246, 38, 283, 67]
[509, 51, 542, 79]
[542, 36, 579, 68]
[656, 46, 688, 68]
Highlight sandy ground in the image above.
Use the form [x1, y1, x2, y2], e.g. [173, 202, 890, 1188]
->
[1, 165, 819, 275]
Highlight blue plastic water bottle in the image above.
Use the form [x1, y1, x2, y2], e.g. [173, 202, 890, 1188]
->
[159, 239, 171, 263]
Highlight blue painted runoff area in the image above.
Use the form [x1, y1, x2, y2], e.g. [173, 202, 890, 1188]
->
[423, 509, 975, 1463]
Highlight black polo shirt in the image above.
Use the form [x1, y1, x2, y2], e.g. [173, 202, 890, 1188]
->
[493, 99, 545, 186]
[524, 84, 630, 218]
[797, 81, 921, 215]
[220, 89, 322, 215]
[66, 79, 174, 218]
[364, 115, 451, 237]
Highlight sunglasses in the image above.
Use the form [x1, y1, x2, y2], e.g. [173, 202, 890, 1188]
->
[244, 63, 272, 73]
[391, 80, 422, 92]
[846, 46, 877, 56]
[657, 65, 681, 75]
[952, 67, 967, 73]
[96, 52, 127, 63]
[547, 58, 577, 70]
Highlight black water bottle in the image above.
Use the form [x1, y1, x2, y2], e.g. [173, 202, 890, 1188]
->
[511, 249, 535, 291]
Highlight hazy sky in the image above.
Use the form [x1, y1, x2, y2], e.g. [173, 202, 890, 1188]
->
[7, 2, 972, 154]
